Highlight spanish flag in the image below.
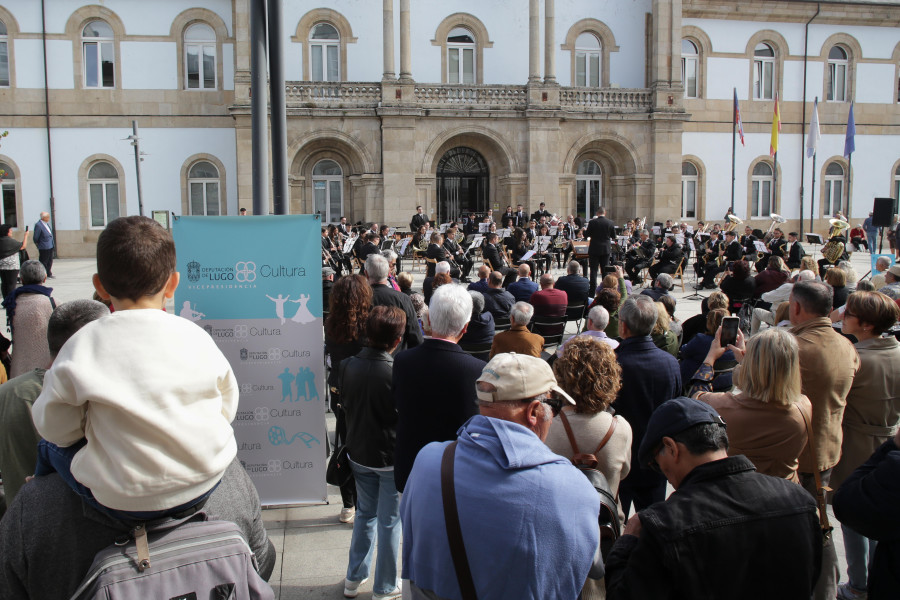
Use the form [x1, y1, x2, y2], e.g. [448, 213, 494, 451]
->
[769, 94, 781, 157]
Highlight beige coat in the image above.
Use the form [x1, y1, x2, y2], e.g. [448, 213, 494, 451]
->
[699, 391, 811, 483]
[489, 323, 543, 358]
[830, 336, 900, 490]
[10, 294, 54, 378]
[792, 317, 860, 473]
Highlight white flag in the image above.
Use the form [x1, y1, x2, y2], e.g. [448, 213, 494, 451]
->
[806, 98, 821, 158]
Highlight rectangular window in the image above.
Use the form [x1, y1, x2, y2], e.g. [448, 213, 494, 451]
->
[576, 180, 586, 218]
[190, 182, 205, 214]
[329, 180, 341, 220]
[575, 53, 586, 86]
[206, 182, 219, 216]
[682, 180, 696, 218]
[828, 63, 846, 102]
[754, 60, 774, 100]
[761, 180, 772, 216]
[752, 181, 760, 217]
[90, 182, 119, 227]
[186, 45, 200, 88]
[683, 57, 697, 98]
[202, 46, 215, 88]
[313, 181, 327, 216]
[84, 42, 99, 87]
[462, 48, 474, 84]
[1, 185, 16, 226]
[311, 45, 323, 81]
[84, 41, 114, 88]
[326, 45, 338, 81]
[589, 54, 599, 87]
[448, 48, 459, 84]
[0, 41, 8, 87]
[105, 183, 119, 223]
[89, 183, 105, 227]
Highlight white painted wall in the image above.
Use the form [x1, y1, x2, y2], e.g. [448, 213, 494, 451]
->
[856, 63, 896, 105]
[222, 43, 235, 90]
[684, 131, 900, 223]
[0, 127, 238, 230]
[121, 42, 178, 90]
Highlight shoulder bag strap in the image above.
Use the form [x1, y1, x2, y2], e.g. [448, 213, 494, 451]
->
[559, 410, 581, 455]
[593, 414, 618, 454]
[795, 403, 832, 536]
[441, 442, 478, 600]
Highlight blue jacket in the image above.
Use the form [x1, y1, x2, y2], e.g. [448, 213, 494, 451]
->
[614, 336, 681, 486]
[33, 220, 54, 250]
[507, 277, 538, 303]
[400, 415, 600, 600]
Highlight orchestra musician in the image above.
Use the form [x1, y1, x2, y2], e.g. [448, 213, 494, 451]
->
[694, 229, 722, 281]
[648, 236, 684, 279]
[755, 227, 787, 274]
[696, 230, 742, 289]
[532, 224, 553, 275]
[513, 204, 528, 228]
[784, 231, 806, 270]
[525, 220, 538, 243]
[443, 224, 473, 281]
[325, 224, 352, 275]
[482, 232, 517, 286]
[740, 226, 758, 261]
[501, 205, 515, 228]
[625, 229, 656, 284]
[531, 202, 552, 222]
[426, 232, 461, 279]
[357, 232, 382, 274]
[510, 227, 537, 281]
[337, 216, 350, 238]
[410, 206, 429, 232]
[462, 212, 480, 236]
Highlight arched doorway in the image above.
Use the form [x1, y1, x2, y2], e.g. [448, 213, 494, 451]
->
[312, 159, 343, 223]
[436, 147, 488, 224]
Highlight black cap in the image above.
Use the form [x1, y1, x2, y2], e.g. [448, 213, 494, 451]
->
[638, 396, 727, 469]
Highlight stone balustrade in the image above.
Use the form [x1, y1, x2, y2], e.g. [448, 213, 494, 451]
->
[559, 87, 653, 110]
[285, 82, 382, 106]
[413, 84, 528, 108]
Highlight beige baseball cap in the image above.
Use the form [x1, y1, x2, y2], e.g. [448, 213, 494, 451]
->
[476, 353, 575, 405]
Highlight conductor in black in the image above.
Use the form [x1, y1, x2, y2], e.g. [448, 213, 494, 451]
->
[585, 206, 617, 292]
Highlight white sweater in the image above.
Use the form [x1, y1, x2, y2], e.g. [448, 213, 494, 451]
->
[33, 309, 238, 511]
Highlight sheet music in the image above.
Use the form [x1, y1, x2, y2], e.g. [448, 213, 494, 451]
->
[439, 223, 449, 233]
[342, 236, 357, 254]
[469, 235, 484, 249]
[652, 226, 661, 235]
[521, 250, 537, 261]
[688, 239, 696, 252]
[549, 226, 558, 235]
[616, 236, 629, 245]
[754, 241, 767, 253]
[497, 228, 511, 239]
[536, 236, 551, 252]
[686, 225, 694, 234]
[396, 237, 411, 254]
[675, 233, 685, 245]
[387, 227, 396, 236]
[479, 222, 490, 233]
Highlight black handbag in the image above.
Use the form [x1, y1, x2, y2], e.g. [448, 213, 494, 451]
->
[326, 443, 353, 487]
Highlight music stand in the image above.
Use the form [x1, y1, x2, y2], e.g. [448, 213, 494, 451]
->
[805, 233, 824, 258]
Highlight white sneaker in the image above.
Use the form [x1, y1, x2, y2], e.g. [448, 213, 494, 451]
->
[836, 582, 867, 599]
[373, 584, 402, 600]
[343, 577, 368, 598]
[339, 507, 355, 523]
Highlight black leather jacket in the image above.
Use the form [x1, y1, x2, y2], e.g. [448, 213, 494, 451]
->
[339, 347, 398, 469]
[606, 455, 822, 600]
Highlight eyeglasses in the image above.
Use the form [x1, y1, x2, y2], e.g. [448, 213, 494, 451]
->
[648, 444, 665, 474]
[541, 395, 563, 417]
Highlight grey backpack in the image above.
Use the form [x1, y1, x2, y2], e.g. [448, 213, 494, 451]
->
[69, 513, 274, 600]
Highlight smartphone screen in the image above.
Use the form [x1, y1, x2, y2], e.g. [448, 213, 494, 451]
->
[721, 317, 739, 347]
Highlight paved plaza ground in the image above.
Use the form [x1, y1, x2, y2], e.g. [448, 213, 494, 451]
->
[2, 242, 882, 598]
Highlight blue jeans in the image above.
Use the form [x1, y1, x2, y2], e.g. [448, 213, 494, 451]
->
[842, 523, 876, 592]
[36, 439, 217, 523]
[346, 462, 401, 595]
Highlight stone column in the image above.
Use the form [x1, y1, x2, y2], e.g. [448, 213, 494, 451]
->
[528, 0, 541, 83]
[544, 0, 556, 83]
[383, 0, 395, 80]
[399, 0, 412, 82]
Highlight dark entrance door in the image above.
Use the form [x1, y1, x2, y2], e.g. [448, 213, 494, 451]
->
[436, 147, 488, 224]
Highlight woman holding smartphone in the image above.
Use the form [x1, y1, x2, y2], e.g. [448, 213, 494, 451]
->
[689, 326, 811, 482]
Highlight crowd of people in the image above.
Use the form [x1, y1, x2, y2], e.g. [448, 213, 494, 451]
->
[323, 205, 900, 599]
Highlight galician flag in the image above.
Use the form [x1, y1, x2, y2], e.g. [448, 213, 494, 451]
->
[806, 98, 820, 158]
[843, 102, 856, 158]
[769, 94, 781, 157]
[733, 88, 745, 146]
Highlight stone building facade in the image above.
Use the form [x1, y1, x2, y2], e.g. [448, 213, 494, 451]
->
[0, 0, 897, 256]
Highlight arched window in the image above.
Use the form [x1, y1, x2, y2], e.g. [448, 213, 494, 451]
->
[753, 43, 775, 100]
[0, 20, 9, 87]
[576, 160, 602, 220]
[827, 46, 848, 102]
[184, 23, 216, 89]
[447, 27, 476, 85]
[0, 162, 18, 226]
[824, 162, 845, 217]
[312, 160, 343, 223]
[751, 162, 774, 218]
[682, 40, 699, 98]
[681, 162, 698, 219]
[88, 161, 120, 227]
[188, 161, 220, 215]
[82, 20, 114, 88]
[310, 22, 339, 82]
[575, 33, 601, 87]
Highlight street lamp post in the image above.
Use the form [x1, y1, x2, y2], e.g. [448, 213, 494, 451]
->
[124, 120, 145, 217]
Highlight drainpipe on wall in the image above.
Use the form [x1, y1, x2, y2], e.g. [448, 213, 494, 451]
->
[40, 0, 57, 256]
[799, 3, 820, 239]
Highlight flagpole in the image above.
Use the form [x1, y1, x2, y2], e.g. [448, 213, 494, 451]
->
[846, 153, 852, 217]
[731, 111, 736, 213]
[810, 151, 817, 236]
[773, 150, 778, 215]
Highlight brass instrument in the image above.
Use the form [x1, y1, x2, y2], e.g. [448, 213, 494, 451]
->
[822, 219, 850, 264]
[724, 214, 743, 233]
[553, 235, 568, 249]
[766, 213, 786, 235]
[454, 230, 465, 244]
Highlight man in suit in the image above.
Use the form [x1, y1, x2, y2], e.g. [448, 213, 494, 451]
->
[392, 284, 484, 492]
[585, 206, 616, 292]
[443, 224, 472, 281]
[614, 295, 681, 518]
[531, 202, 552, 222]
[507, 264, 538, 303]
[513, 204, 528, 229]
[368, 254, 422, 354]
[625, 229, 656, 284]
[357, 232, 381, 274]
[555, 261, 591, 306]
[481, 233, 516, 286]
[785, 231, 806, 270]
[337, 216, 351, 237]
[426, 232, 460, 279]
[482, 271, 516, 320]
[33, 212, 55, 278]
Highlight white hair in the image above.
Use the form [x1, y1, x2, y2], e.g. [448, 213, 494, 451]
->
[588, 305, 610, 330]
[436, 261, 451, 275]
[366, 254, 389, 282]
[797, 270, 816, 282]
[429, 284, 472, 338]
[510, 301, 534, 326]
[382, 249, 398, 263]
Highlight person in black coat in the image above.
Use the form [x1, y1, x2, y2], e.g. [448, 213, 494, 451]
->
[785, 232, 806, 270]
[555, 261, 591, 306]
[833, 431, 900, 600]
[410, 206, 429, 232]
[392, 285, 484, 492]
[585, 206, 617, 292]
[481, 233, 516, 286]
[648, 236, 684, 280]
[367, 254, 422, 353]
[357, 232, 381, 274]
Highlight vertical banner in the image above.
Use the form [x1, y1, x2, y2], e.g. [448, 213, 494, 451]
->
[173, 215, 326, 505]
